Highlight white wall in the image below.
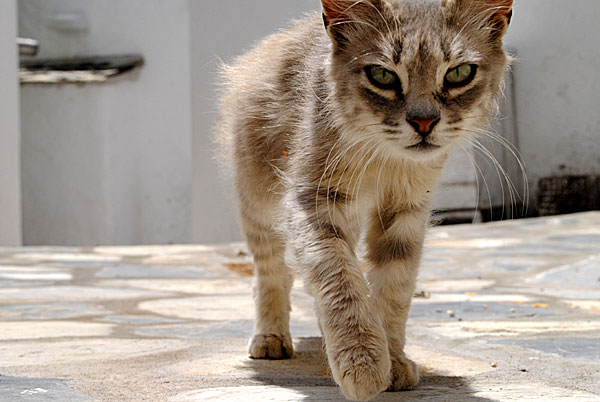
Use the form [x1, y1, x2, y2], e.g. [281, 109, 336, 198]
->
[190, 0, 321, 244]
[19, 0, 322, 246]
[191, 1, 600, 237]
[0, 0, 22, 246]
[19, 0, 192, 245]
[188, 0, 482, 239]
[17, 0, 599, 245]
[505, 1, 600, 209]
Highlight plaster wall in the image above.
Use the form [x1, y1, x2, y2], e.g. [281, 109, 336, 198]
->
[190, 0, 321, 243]
[189, 0, 478, 242]
[19, 0, 192, 245]
[17, 1, 599, 245]
[505, 1, 600, 209]
[0, 0, 22, 246]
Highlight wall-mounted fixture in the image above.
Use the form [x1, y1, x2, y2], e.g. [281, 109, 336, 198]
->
[17, 37, 38, 56]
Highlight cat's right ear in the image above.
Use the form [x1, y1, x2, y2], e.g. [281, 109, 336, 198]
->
[321, 0, 382, 46]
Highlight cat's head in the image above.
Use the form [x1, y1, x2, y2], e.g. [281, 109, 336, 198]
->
[321, 0, 513, 162]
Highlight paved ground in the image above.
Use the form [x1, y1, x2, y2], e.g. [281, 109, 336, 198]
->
[1, 212, 599, 401]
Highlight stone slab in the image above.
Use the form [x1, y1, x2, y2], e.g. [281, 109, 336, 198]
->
[495, 337, 600, 363]
[0, 212, 599, 401]
[0, 375, 92, 401]
[0, 303, 110, 320]
[0, 321, 113, 341]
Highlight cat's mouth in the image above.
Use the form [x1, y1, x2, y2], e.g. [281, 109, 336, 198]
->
[406, 141, 441, 152]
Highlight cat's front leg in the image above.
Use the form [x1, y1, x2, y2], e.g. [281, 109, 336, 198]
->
[365, 206, 428, 391]
[292, 217, 391, 401]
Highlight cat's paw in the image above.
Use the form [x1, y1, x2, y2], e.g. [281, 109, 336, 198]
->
[248, 333, 293, 359]
[331, 344, 391, 401]
[387, 355, 419, 392]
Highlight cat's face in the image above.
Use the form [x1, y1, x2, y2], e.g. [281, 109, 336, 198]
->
[322, 0, 513, 162]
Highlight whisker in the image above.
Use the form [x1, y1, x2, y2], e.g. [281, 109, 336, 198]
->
[460, 126, 529, 215]
[460, 143, 492, 222]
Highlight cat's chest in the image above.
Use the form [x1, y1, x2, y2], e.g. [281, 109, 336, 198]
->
[363, 161, 443, 210]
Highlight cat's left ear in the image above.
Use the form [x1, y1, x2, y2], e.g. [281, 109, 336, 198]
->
[449, 0, 514, 36]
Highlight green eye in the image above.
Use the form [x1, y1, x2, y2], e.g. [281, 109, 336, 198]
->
[445, 64, 477, 87]
[366, 66, 399, 89]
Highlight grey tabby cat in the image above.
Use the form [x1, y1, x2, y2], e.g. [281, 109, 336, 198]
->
[217, 0, 513, 400]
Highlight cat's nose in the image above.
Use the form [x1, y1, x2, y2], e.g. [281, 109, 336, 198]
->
[406, 117, 440, 138]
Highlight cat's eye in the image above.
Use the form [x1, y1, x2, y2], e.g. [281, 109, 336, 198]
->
[365, 66, 399, 90]
[445, 64, 477, 88]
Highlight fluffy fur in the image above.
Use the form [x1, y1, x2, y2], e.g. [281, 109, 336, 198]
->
[217, 0, 513, 400]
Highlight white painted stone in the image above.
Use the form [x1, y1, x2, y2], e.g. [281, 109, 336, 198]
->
[430, 320, 600, 339]
[0, 266, 72, 281]
[98, 279, 252, 295]
[170, 384, 600, 402]
[10, 253, 121, 263]
[0, 338, 188, 367]
[139, 295, 253, 321]
[0, 321, 113, 341]
[565, 300, 600, 312]
[471, 383, 600, 402]
[406, 345, 493, 376]
[416, 293, 532, 304]
[169, 386, 338, 402]
[0, 286, 168, 302]
[427, 238, 521, 249]
[417, 279, 496, 293]
[0, 272, 72, 281]
[93, 245, 216, 257]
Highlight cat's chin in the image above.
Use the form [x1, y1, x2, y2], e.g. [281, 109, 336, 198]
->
[393, 142, 449, 163]
[406, 141, 441, 153]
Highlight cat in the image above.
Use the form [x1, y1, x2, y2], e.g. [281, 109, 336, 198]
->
[217, 0, 513, 400]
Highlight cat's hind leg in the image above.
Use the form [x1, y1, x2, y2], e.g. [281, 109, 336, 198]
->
[241, 208, 294, 360]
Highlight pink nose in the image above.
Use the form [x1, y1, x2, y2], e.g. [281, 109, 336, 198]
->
[407, 117, 440, 136]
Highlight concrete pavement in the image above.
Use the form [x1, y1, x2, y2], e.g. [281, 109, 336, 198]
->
[1, 212, 599, 401]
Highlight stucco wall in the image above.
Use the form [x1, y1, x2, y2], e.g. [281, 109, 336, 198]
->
[17, 1, 599, 245]
[19, 0, 193, 245]
[0, 0, 22, 246]
[505, 1, 600, 210]
[190, 0, 321, 243]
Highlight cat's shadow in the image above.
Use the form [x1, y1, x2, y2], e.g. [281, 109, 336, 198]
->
[240, 337, 496, 402]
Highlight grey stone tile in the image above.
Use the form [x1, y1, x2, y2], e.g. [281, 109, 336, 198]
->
[0, 375, 93, 401]
[0, 246, 82, 254]
[0, 280, 49, 287]
[478, 243, 587, 258]
[417, 266, 486, 280]
[47, 261, 116, 269]
[135, 320, 254, 339]
[0, 303, 110, 320]
[527, 287, 600, 300]
[532, 256, 600, 288]
[494, 337, 600, 363]
[99, 315, 182, 325]
[420, 256, 455, 266]
[546, 233, 600, 245]
[410, 301, 559, 321]
[95, 264, 210, 279]
[476, 256, 548, 272]
[1, 213, 599, 401]
[0, 285, 168, 302]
